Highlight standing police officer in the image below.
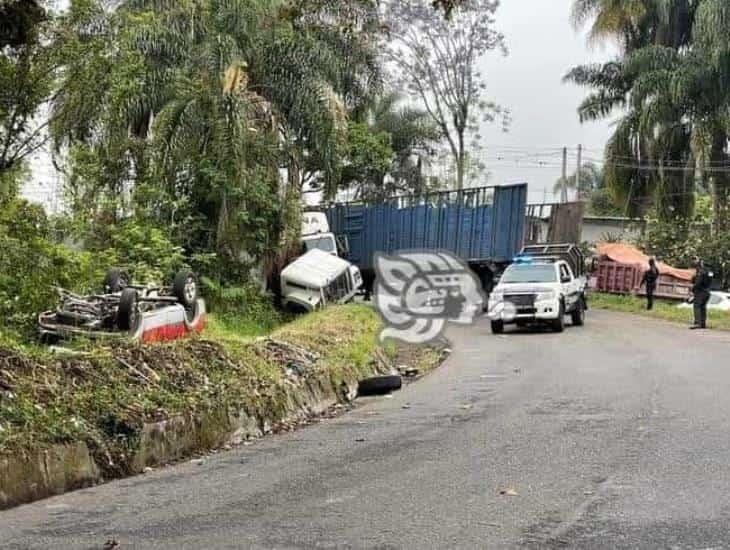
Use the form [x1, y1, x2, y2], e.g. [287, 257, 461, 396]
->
[640, 258, 660, 310]
[690, 256, 712, 330]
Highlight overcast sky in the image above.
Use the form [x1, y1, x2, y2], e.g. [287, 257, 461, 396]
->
[475, 0, 618, 202]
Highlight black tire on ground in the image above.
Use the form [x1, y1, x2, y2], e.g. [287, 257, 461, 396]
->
[571, 298, 585, 326]
[357, 374, 403, 396]
[117, 288, 139, 331]
[491, 320, 504, 334]
[104, 268, 129, 293]
[552, 302, 565, 333]
[173, 270, 198, 308]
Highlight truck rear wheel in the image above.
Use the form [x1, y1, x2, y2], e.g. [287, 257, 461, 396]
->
[491, 320, 504, 334]
[571, 298, 585, 326]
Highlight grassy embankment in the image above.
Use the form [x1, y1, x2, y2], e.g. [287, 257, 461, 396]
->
[589, 292, 730, 331]
[0, 304, 442, 477]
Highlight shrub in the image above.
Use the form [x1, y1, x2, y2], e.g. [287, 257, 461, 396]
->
[0, 199, 114, 336]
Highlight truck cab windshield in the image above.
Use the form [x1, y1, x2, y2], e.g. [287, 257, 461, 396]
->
[302, 236, 336, 254]
[501, 264, 557, 284]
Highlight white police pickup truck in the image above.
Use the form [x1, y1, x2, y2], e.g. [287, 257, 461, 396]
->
[487, 244, 587, 334]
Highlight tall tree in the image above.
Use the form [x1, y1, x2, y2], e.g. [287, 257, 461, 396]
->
[51, 0, 382, 275]
[566, 0, 699, 219]
[553, 161, 604, 199]
[384, 0, 507, 190]
[0, 0, 54, 186]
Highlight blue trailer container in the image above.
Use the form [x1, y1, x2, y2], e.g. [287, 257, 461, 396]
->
[323, 183, 527, 292]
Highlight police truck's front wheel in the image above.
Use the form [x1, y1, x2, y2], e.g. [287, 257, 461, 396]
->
[491, 320, 504, 334]
[552, 302, 565, 333]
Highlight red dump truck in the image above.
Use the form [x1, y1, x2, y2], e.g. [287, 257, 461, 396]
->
[590, 243, 695, 300]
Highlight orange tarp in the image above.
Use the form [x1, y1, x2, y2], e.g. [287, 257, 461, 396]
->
[596, 243, 695, 282]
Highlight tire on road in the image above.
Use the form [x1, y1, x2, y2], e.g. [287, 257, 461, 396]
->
[357, 374, 402, 396]
[491, 320, 504, 334]
[552, 302, 565, 333]
[571, 297, 585, 326]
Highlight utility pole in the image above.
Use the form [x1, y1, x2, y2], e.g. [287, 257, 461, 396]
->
[561, 147, 568, 203]
[576, 144, 583, 201]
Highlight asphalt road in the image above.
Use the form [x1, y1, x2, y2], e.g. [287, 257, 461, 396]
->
[3, 310, 730, 549]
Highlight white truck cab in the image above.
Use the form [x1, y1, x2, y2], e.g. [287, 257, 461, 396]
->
[488, 245, 587, 334]
[280, 249, 362, 312]
[301, 211, 339, 257]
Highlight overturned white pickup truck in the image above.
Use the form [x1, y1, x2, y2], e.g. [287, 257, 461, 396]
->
[280, 249, 363, 313]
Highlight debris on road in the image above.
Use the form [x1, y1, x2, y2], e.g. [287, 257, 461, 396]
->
[499, 488, 519, 496]
[357, 374, 403, 396]
[397, 365, 420, 378]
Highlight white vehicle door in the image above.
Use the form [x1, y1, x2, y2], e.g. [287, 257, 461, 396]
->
[559, 263, 579, 309]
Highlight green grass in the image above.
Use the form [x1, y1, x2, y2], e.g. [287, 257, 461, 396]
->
[0, 304, 439, 473]
[589, 292, 730, 331]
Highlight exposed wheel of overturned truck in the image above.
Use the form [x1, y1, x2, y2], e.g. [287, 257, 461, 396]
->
[116, 288, 139, 331]
[173, 270, 198, 308]
[357, 374, 402, 396]
[103, 268, 129, 293]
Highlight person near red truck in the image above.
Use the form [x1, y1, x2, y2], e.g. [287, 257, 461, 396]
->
[639, 258, 660, 310]
[690, 256, 712, 330]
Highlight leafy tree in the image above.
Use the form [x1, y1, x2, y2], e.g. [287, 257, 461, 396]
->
[568, 0, 730, 225]
[0, 0, 55, 180]
[338, 122, 394, 200]
[368, 92, 442, 195]
[50, 0, 381, 279]
[553, 162, 604, 199]
[0, 0, 45, 49]
[384, 0, 507, 189]
[335, 92, 442, 200]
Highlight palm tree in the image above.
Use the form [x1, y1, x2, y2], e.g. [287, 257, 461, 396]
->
[366, 92, 441, 197]
[51, 0, 382, 266]
[553, 162, 604, 200]
[566, 0, 700, 219]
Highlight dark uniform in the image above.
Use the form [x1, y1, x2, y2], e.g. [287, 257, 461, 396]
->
[692, 265, 712, 329]
[640, 263, 660, 310]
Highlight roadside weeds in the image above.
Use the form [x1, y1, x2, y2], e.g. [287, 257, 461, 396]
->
[589, 292, 730, 331]
[0, 305, 448, 510]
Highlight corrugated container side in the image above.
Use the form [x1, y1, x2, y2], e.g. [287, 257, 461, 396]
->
[324, 184, 527, 271]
